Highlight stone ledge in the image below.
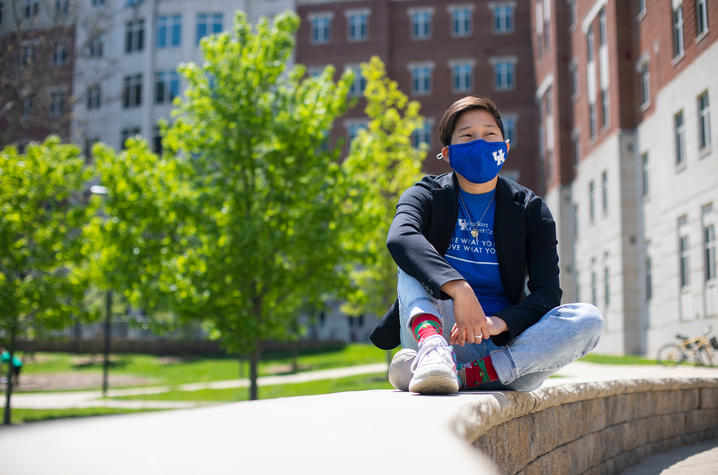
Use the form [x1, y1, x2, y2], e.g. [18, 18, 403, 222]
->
[450, 378, 718, 474]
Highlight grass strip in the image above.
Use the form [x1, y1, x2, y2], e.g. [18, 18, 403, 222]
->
[110, 372, 393, 402]
[10, 407, 169, 424]
[579, 353, 659, 365]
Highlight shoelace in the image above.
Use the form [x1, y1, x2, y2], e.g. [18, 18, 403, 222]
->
[411, 338, 456, 372]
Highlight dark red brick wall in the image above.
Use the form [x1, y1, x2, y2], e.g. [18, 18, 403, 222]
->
[297, 0, 540, 192]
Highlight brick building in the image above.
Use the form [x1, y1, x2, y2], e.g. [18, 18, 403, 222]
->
[0, 0, 76, 148]
[295, 0, 541, 191]
[533, 0, 718, 355]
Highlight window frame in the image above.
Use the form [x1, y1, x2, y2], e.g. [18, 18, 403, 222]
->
[697, 90, 711, 153]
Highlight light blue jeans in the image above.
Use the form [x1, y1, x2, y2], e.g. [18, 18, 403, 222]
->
[397, 269, 603, 391]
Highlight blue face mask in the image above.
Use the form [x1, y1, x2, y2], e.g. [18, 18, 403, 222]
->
[439, 139, 509, 184]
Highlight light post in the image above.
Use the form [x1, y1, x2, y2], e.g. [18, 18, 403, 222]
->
[90, 185, 112, 397]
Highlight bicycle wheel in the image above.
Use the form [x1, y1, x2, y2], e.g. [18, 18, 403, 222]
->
[657, 343, 686, 366]
[695, 347, 714, 367]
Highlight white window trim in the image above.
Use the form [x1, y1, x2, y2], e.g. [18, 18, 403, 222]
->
[636, 53, 651, 111]
[447, 4, 474, 38]
[449, 59, 475, 93]
[487, 1, 516, 34]
[407, 61, 435, 96]
[581, 0, 608, 33]
[407, 7, 434, 40]
[309, 11, 333, 45]
[502, 112, 518, 147]
[345, 8, 370, 42]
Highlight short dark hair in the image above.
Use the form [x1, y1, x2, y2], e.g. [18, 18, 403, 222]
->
[437, 96, 505, 147]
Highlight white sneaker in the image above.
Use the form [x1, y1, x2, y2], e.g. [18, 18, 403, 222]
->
[388, 349, 417, 391]
[408, 335, 459, 394]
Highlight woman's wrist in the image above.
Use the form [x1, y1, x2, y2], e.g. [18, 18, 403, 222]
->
[440, 279, 472, 298]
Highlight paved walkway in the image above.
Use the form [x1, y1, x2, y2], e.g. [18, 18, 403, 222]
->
[9, 363, 389, 409]
[3, 361, 718, 473]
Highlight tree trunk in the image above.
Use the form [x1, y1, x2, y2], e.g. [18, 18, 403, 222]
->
[291, 340, 298, 374]
[249, 345, 260, 400]
[102, 290, 112, 397]
[3, 320, 17, 425]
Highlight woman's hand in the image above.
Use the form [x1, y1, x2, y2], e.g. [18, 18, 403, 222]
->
[441, 280, 489, 345]
[441, 280, 509, 346]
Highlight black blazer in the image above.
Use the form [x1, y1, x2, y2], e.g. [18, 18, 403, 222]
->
[369, 173, 562, 349]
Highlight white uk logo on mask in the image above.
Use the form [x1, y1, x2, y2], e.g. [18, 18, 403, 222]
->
[492, 149, 506, 166]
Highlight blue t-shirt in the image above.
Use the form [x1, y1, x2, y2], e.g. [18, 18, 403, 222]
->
[444, 188, 510, 316]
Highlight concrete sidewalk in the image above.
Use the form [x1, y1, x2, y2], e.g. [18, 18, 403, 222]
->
[9, 362, 389, 409]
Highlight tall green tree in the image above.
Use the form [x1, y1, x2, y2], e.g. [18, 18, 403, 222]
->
[0, 137, 94, 424]
[160, 11, 354, 400]
[81, 138, 191, 394]
[342, 56, 426, 318]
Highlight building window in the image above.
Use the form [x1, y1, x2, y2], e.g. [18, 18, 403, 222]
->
[409, 63, 433, 95]
[598, 8, 606, 46]
[122, 74, 143, 108]
[21, 44, 35, 66]
[346, 9, 369, 42]
[586, 26, 594, 62]
[638, 0, 646, 17]
[591, 268, 597, 306]
[89, 35, 104, 58]
[601, 170, 608, 213]
[309, 12, 332, 44]
[409, 8, 432, 40]
[0, 2, 4, 25]
[696, 0, 709, 37]
[674, 110, 686, 166]
[25, 0, 39, 18]
[493, 4, 513, 33]
[49, 90, 65, 118]
[705, 223, 716, 281]
[589, 103, 597, 139]
[346, 64, 366, 97]
[600, 88, 609, 129]
[87, 84, 101, 110]
[698, 91, 711, 152]
[568, 0, 576, 28]
[639, 60, 650, 107]
[679, 232, 690, 288]
[153, 125, 162, 154]
[158, 14, 182, 48]
[603, 261, 610, 307]
[346, 120, 368, 142]
[92, 0, 105, 6]
[21, 95, 33, 120]
[155, 71, 179, 104]
[572, 131, 580, 166]
[641, 152, 649, 196]
[52, 43, 67, 67]
[121, 127, 141, 149]
[125, 19, 145, 53]
[196, 13, 223, 45]
[572, 202, 579, 238]
[55, 0, 69, 16]
[645, 254, 652, 301]
[569, 60, 578, 98]
[450, 5, 473, 37]
[503, 115, 517, 146]
[492, 59, 516, 91]
[412, 119, 432, 148]
[450, 60, 473, 93]
[672, 5, 684, 58]
[589, 180, 595, 224]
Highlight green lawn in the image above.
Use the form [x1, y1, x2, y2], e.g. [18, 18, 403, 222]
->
[16, 344, 393, 391]
[579, 353, 659, 365]
[10, 407, 168, 424]
[110, 372, 393, 402]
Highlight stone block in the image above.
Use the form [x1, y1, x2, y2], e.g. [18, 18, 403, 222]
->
[529, 407, 562, 459]
[700, 388, 718, 409]
[654, 390, 683, 416]
[634, 391, 655, 419]
[599, 424, 624, 459]
[613, 448, 642, 473]
[680, 389, 700, 411]
[621, 417, 648, 451]
[606, 393, 635, 425]
[572, 432, 602, 473]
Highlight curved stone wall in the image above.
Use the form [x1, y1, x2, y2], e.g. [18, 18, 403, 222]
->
[450, 378, 718, 474]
